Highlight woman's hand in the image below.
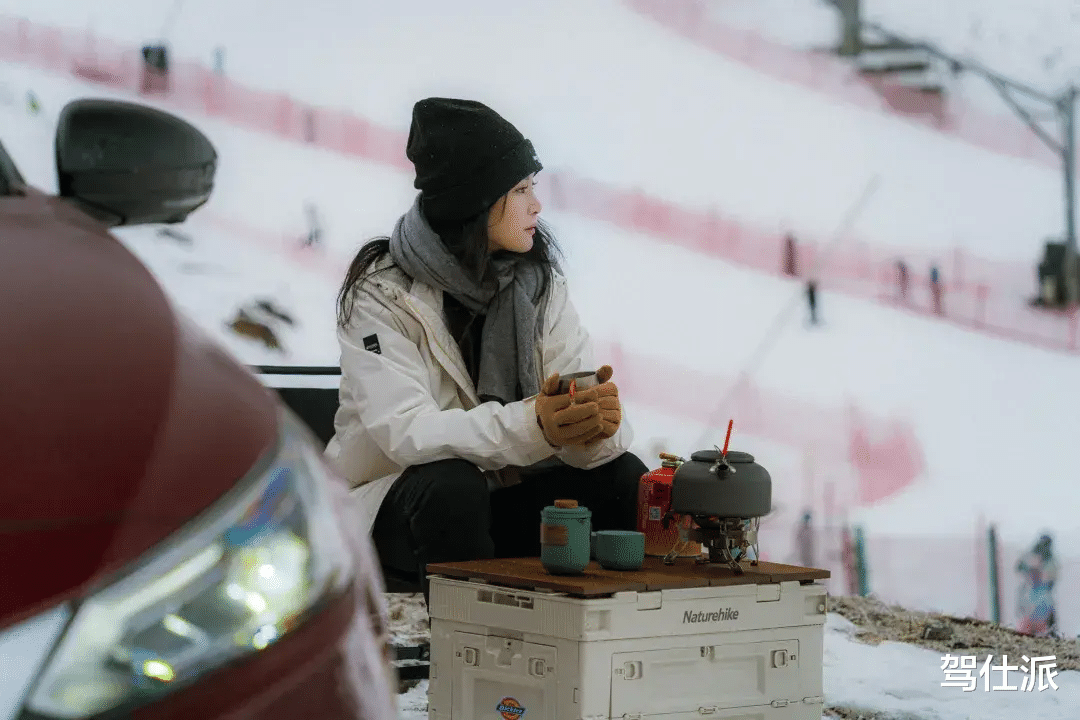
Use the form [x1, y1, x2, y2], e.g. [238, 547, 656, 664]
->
[535, 373, 603, 447]
[590, 365, 622, 440]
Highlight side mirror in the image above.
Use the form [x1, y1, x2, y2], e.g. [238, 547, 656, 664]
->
[55, 98, 216, 226]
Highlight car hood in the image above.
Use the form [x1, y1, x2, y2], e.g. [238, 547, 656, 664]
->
[0, 192, 277, 628]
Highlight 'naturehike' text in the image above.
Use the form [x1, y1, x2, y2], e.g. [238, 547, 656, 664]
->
[683, 608, 739, 623]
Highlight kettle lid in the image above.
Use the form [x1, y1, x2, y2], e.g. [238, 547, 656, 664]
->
[689, 449, 755, 464]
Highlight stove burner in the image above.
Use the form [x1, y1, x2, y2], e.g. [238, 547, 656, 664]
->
[661, 514, 760, 573]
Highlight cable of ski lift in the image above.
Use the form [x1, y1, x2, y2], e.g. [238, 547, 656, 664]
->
[691, 174, 883, 450]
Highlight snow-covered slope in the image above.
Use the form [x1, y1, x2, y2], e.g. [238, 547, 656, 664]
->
[0, 0, 1068, 263]
[3, 0, 1079, 636]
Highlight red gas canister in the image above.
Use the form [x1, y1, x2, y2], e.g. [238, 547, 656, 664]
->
[637, 454, 701, 558]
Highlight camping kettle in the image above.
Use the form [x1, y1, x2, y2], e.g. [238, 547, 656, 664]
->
[669, 449, 772, 519]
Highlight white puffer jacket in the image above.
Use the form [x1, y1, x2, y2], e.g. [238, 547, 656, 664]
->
[325, 255, 632, 536]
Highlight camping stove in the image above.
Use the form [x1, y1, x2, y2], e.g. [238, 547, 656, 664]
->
[660, 444, 772, 573]
[677, 515, 762, 571]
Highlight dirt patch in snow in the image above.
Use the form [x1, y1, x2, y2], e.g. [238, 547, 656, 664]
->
[824, 707, 922, 720]
[385, 593, 428, 648]
[828, 594, 1080, 671]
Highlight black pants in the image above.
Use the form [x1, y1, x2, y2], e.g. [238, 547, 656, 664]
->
[371, 452, 648, 600]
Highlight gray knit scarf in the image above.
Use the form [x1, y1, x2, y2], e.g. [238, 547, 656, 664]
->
[389, 195, 545, 404]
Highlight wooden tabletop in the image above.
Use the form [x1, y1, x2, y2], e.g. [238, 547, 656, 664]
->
[426, 557, 830, 598]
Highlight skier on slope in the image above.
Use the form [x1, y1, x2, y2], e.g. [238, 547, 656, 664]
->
[1015, 533, 1059, 637]
[325, 98, 645, 600]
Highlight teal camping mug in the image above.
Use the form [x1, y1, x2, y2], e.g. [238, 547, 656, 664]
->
[591, 529, 646, 571]
[540, 499, 591, 575]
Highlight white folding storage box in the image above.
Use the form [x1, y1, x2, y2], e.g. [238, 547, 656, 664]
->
[425, 558, 829, 720]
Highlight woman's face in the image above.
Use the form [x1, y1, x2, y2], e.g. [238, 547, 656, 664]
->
[488, 174, 542, 253]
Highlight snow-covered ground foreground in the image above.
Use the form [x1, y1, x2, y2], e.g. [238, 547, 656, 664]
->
[821, 612, 1078, 719]
[386, 594, 1080, 719]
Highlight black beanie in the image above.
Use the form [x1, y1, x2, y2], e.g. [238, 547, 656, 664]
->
[406, 98, 543, 228]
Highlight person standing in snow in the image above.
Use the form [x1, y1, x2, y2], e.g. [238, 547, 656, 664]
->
[896, 259, 909, 303]
[929, 264, 943, 315]
[302, 201, 322, 248]
[1016, 533, 1059, 637]
[806, 280, 819, 326]
[783, 233, 798, 277]
[327, 98, 645, 599]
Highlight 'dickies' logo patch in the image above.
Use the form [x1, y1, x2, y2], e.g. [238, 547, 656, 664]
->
[496, 696, 526, 719]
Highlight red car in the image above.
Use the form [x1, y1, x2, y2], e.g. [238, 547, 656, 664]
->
[0, 98, 397, 720]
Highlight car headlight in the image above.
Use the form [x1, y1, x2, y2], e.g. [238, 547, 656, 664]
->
[22, 411, 353, 719]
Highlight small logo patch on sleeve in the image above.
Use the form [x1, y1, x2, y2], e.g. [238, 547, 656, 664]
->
[362, 334, 382, 354]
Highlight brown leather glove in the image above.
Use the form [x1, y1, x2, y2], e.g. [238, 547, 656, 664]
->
[535, 373, 603, 447]
[590, 365, 622, 441]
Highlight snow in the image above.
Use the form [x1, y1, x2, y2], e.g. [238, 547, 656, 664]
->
[4, 0, 1080, 716]
[820, 613, 1079, 719]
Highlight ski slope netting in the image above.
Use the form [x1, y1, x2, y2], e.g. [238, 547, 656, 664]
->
[3, 14, 1078, 357]
[624, 0, 1060, 169]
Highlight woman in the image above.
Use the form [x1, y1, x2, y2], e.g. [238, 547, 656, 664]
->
[326, 98, 648, 597]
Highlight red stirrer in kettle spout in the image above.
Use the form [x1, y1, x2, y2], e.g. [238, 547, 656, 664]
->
[710, 419, 736, 476]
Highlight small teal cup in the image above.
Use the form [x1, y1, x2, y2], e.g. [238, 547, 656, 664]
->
[540, 500, 591, 575]
[591, 530, 646, 571]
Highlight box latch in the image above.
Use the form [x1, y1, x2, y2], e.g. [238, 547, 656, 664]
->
[619, 660, 644, 680]
[772, 648, 795, 668]
[461, 647, 479, 666]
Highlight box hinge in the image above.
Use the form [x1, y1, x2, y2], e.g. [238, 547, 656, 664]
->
[803, 695, 825, 704]
[770, 699, 790, 708]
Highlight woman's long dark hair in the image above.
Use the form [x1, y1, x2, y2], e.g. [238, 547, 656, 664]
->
[336, 198, 562, 328]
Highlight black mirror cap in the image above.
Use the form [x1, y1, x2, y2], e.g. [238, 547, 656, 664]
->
[55, 98, 217, 227]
